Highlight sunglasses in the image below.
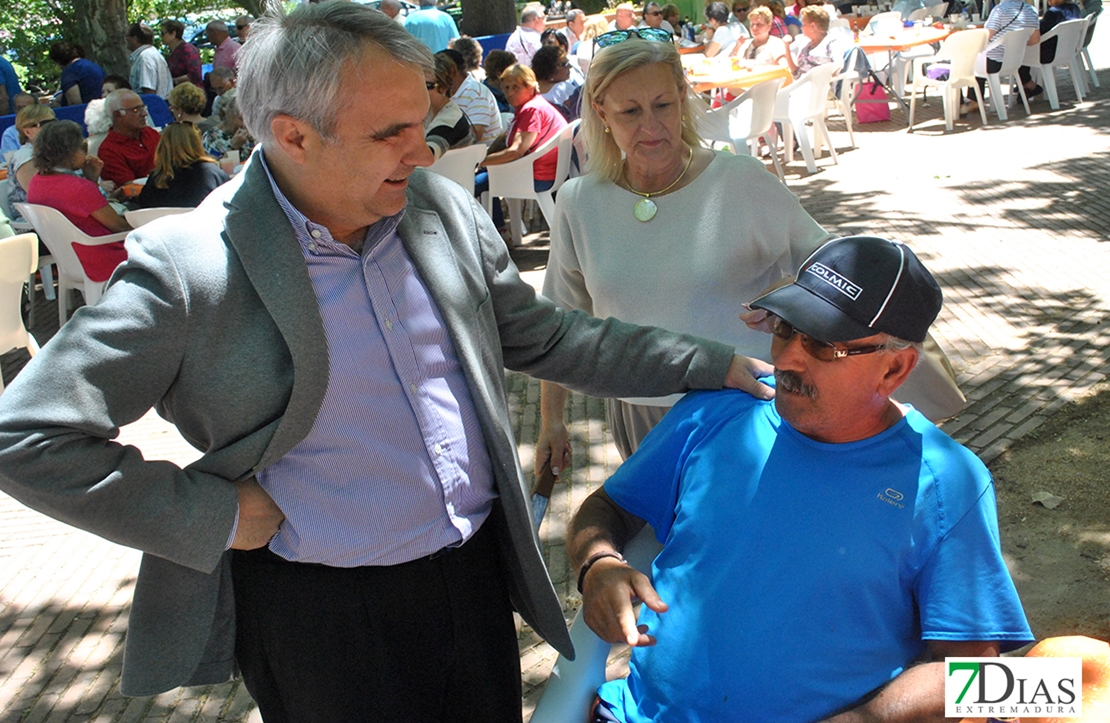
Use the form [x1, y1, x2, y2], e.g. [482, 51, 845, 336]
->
[426, 81, 437, 90]
[734, 5, 751, 11]
[646, 10, 663, 15]
[594, 27, 674, 49]
[26, 119, 56, 129]
[118, 104, 147, 115]
[771, 318, 886, 362]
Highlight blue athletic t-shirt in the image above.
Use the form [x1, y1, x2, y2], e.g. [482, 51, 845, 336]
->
[599, 386, 1032, 723]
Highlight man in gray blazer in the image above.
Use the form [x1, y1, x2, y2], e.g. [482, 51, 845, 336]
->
[0, 5, 771, 722]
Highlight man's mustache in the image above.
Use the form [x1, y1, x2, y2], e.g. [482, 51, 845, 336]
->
[774, 369, 818, 400]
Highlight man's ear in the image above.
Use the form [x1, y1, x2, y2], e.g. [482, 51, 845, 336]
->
[878, 346, 919, 397]
[269, 114, 314, 165]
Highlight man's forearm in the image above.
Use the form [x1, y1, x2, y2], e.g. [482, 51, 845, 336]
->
[821, 662, 945, 723]
[567, 488, 645, 571]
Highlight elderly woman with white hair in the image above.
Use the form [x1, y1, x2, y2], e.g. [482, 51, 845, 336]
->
[537, 31, 832, 472]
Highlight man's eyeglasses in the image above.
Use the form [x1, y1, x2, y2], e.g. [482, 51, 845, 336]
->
[771, 318, 886, 362]
[236, 24, 249, 30]
[425, 81, 437, 90]
[733, 5, 751, 12]
[118, 104, 147, 115]
[594, 27, 674, 49]
[646, 10, 663, 15]
[558, 60, 571, 68]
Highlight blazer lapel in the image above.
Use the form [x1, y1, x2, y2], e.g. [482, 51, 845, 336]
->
[222, 159, 330, 471]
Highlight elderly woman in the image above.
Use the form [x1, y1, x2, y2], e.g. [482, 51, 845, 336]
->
[451, 35, 486, 80]
[166, 82, 207, 126]
[474, 63, 568, 233]
[136, 122, 229, 209]
[785, 5, 841, 78]
[532, 45, 584, 119]
[962, 0, 1039, 115]
[6, 105, 56, 223]
[736, 6, 791, 65]
[26, 120, 130, 282]
[202, 88, 254, 162]
[537, 33, 830, 472]
[705, 2, 746, 56]
[424, 54, 475, 159]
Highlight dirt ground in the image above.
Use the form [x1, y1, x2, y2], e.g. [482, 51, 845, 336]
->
[991, 383, 1110, 643]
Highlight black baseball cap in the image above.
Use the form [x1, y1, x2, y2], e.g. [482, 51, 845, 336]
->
[749, 236, 942, 343]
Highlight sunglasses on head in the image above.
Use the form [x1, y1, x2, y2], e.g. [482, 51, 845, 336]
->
[594, 27, 674, 49]
[771, 318, 886, 362]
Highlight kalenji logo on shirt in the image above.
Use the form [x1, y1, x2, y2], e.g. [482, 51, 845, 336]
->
[805, 263, 863, 300]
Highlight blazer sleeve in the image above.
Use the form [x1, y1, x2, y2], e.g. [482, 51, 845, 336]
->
[0, 232, 239, 574]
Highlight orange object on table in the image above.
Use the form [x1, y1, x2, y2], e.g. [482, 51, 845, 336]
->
[0, 167, 7, 181]
[120, 182, 143, 199]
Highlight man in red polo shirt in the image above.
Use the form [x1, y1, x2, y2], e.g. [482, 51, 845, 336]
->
[98, 89, 161, 187]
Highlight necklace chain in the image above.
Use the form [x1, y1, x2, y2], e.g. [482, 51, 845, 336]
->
[623, 148, 694, 199]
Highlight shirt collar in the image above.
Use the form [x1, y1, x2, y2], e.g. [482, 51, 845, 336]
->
[256, 149, 405, 257]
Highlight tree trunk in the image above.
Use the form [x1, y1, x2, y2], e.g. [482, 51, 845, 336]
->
[69, 0, 131, 77]
[458, 0, 518, 36]
[240, 0, 266, 20]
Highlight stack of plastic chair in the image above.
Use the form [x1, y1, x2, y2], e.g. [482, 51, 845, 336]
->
[907, 28, 989, 131]
[1022, 18, 1089, 110]
[15, 203, 127, 326]
[974, 27, 1034, 120]
[0, 233, 41, 393]
[696, 77, 787, 182]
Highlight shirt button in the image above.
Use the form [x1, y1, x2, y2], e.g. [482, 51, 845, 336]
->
[310, 229, 322, 239]
[308, 242, 317, 252]
[409, 382, 418, 394]
[384, 319, 393, 330]
[434, 443, 443, 456]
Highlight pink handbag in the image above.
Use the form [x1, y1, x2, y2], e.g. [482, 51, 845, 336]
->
[855, 80, 891, 123]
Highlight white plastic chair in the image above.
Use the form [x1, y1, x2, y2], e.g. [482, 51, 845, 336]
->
[907, 6, 929, 20]
[0, 233, 41, 393]
[907, 28, 989, 131]
[772, 62, 840, 173]
[1022, 18, 1088, 110]
[427, 144, 488, 190]
[865, 10, 904, 35]
[831, 46, 865, 149]
[974, 27, 1034, 121]
[15, 203, 128, 326]
[0, 179, 33, 234]
[1080, 13, 1100, 89]
[481, 119, 580, 247]
[529, 526, 662, 723]
[0, 181, 56, 325]
[926, 2, 948, 17]
[124, 206, 192, 228]
[696, 77, 787, 181]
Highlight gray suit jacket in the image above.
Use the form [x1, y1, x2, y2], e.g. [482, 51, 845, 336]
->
[0, 157, 734, 696]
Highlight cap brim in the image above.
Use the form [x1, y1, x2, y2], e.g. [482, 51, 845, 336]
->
[750, 283, 878, 343]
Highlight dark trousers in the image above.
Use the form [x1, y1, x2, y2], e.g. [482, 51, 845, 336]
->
[231, 522, 522, 723]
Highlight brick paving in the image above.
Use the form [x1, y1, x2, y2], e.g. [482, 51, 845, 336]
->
[3, 34, 1110, 721]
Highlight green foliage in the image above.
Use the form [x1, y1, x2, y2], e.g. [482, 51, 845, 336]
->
[0, 0, 254, 90]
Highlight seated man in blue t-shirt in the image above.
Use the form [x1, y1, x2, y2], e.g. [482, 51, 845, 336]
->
[569, 236, 1034, 723]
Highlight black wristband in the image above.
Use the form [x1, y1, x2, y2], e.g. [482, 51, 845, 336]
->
[576, 550, 627, 594]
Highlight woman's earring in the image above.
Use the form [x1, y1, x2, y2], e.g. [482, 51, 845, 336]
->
[604, 126, 611, 133]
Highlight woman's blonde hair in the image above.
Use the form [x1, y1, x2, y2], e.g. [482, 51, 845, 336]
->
[799, 5, 829, 30]
[167, 82, 207, 116]
[582, 39, 705, 183]
[15, 104, 55, 145]
[748, 6, 774, 24]
[500, 63, 539, 90]
[579, 14, 611, 43]
[151, 122, 216, 189]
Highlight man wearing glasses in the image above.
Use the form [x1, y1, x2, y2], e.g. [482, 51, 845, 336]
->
[97, 88, 160, 187]
[731, 1, 752, 28]
[637, 2, 677, 35]
[569, 236, 1032, 723]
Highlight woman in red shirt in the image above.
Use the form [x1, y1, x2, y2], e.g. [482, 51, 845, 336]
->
[26, 120, 131, 283]
[474, 63, 567, 233]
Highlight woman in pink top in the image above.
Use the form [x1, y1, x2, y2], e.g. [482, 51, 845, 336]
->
[26, 120, 131, 283]
[474, 63, 567, 233]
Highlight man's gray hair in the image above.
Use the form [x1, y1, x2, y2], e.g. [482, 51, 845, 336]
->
[104, 88, 138, 116]
[237, 2, 434, 147]
[207, 20, 229, 34]
[567, 8, 585, 22]
[210, 65, 236, 82]
[881, 334, 924, 370]
[521, 7, 543, 24]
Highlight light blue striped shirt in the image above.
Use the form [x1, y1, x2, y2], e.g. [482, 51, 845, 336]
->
[254, 152, 495, 567]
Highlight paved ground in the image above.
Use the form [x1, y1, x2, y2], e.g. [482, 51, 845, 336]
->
[3, 32, 1110, 722]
